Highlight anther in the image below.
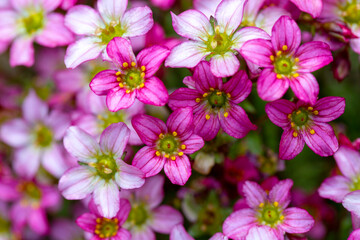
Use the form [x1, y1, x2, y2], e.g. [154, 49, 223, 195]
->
[270, 55, 275, 61]
[259, 203, 264, 208]
[203, 93, 208, 97]
[141, 66, 146, 71]
[164, 154, 170, 158]
[126, 89, 131, 94]
[156, 151, 161, 156]
[205, 114, 210, 120]
[116, 71, 121, 76]
[172, 131, 177, 137]
[273, 201, 279, 207]
[293, 132, 298, 137]
[282, 45, 288, 51]
[123, 62, 128, 68]
[291, 122, 295, 127]
[171, 156, 176, 160]
[195, 98, 201, 103]
[159, 133, 164, 139]
[209, 88, 214, 91]
[313, 110, 318, 115]
[308, 107, 313, 111]
[296, 110, 301, 115]
[139, 83, 145, 88]
[216, 91, 222, 96]
[293, 73, 299, 78]
[227, 93, 231, 98]
[131, 62, 136, 67]
[224, 112, 229, 118]
[276, 74, 282, 79]
[178, 152, 184, 156]
[295, 57, 299, 62]
[279, 215, 285, 220]
[116, 77, 121, 81]
[140, 72, 145, 78]
[310, 129, 315, 135]
[287, 114, 292, 119]
[277, 50, 282, 56]
[181, 144, 186, 150]
[89, 162, 97, 168]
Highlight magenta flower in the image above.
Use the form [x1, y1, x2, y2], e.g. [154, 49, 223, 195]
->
[64, 0, 153, 68]
[165, 0, 270, 77]
[120, 175, 183, 239]
[265, 96, 345, 160]
[168, 61, 256, 141]
[241, 16, 333, 104]
[318, 146, 360, 218]
[0, 0, 74, 67]
[76, 199, 131, 240]
[0, 90, 71, 178]
[132, 107, 204, 185]
[290, 0, 323, 18]
[90, 37, 169, 112]
[223, 179, 315, 239]
[58, 123, 145, 218]
[349, 229, 360, 240]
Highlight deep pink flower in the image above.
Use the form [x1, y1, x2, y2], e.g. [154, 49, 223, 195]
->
[64, 0, 153, 68]
[0, 90, 71, 178]
[265, 97, 345, 160]
[58, 123, 145, 218]
[120, 175, 183, 239]
[90, 37, 169, 112]
[165, 0, 270, 77]
[132, 107, 204, 185]
[168, 61, 256, 141]
[0, 0, 74, 67]
[76, 199, 131, 240]
[223, 179, 314, 240]
[241, 16, 333, 104]
[290, 0, 323, 18]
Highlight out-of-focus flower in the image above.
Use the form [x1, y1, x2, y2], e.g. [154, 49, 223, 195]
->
[50, 219, 84, 240]
[58, 123, 145, 218]
[290, 0, 323, 18]
[0, 0, 74, 67]
[349, 229, 360, 240]
[332, 48, 351, 82]
[241, 16, 333, 104]
[169, 61, 256, 141]
[60, 0, 77, 10]
[0, 90, 71, 178]
[90, 37, 169, 112]
[64, 0, 153, 68]
[120, 175, 183, 239]
[265, 96, 345, 159]
[223, 179, 315, 239]
[132, 107, 204, 185]
[150, 0, 175, 10]
[165, 0, 270, 77]
[76, 199, 131, 239]
[170, 225, 194, 240]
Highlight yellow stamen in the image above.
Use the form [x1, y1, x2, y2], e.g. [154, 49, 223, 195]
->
[159, 133, 164, 139]
[126, 89, 131, 94]
[282, 45, 288, 51]
[116, 71, 121, 76]
[99, 234, 105, 238]
[119, 83, 124, 88]
[156, 151, 161, 156]
[295, 57, 299, 62]
[296, 110, 301, 115]
[209, 88, 214, 91]
[171, 156, 176, 160]
[259, 203, 264, 208]
[224, 112, 229, 118]
[308, 107, 313, 111]
[280, 215, 285, 220]
[164, 154, 170, 158]
[123, 62, 128, 68]
[277, 50, 282, 56]
[96, 218, 101, 223]
[172, 131, 177, 137]
[227, 93, 231, 98]
[131, 62, 136, 67]
[195, 98, 201, 103]
[288, 114, 292, 119]
[276, 74, 282, 79]
[291, 122, 295, 128]
[178, 152, 184, 156]
[116, 77, 121, 81]
[89, 162, 97, 168]
[273, 201, 279, 207]
[181, 144, 186, 150]
[310, 129, 315, 135]
[141, 66, 146, 71]
[95, 230, 101, 234]
[216, 91, 222, 96]
[270, 55, 275, 61]
[293, 73, 299, 78]
[313, 110, 319, 115]
[140, 72, 145, 78]
[205, 114, 210, 120]
[203, 93, 208, 97]
[139, 83, 145, 88]
[293, 132, 298, 137]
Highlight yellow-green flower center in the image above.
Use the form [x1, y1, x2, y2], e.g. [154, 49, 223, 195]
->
[208, 91, 227, 108]
[126, 203, 149, 227]
[20, 9, 45, 35]
[97, 112, 125, 130]
[350, 177, 360, 191]
[155, 132, 186, 160]
[342, 1, 360, 24]
[97, 22, 126, 45]
[257, 202, 284, 227]
[90, 156, 118, 180]
[270, 45, 300, 79]
[34, 124, 53, 148]
[289, 106, 319, 138]
[291, 108, 309, 127]
[115, 63, 146, 94]
[95, 218, 119, 238]
[274, 57, 293, 75]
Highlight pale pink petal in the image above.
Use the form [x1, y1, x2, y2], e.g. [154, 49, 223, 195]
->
[65, 5, 103, 35]
[271, 16, 301, 54]
[290, 0, 322, 18]
[255, 7, 291, 34]
[232, 26, 270, 51]
[193, 0, 220, 18]
[150, 205, 183, 234]
[165, 41, 208, 68]
[289, 73, 319, 105]
[210, 52, 239, 77]
[246, 226, 278, 240]
[106, 37, 136, 68]
[350, 38, 360, 54]
[280, 207, 315, 233]
[58, 166, 100, 200]
[279, 127, 305, 160]
[22, 90, 48, 123]
[257, 69, 289, 101]
[90, 70, 119, 95]
[10, 37, 34, 67]
[97, 0, 127, 23]
[93, 180, 120, 218]
[42, 144, 69, 178]
[318, 175, 351, 203]
[28, 209, 48, 235]
[132, 226, 156, 240]
[209, 232, 228, 240]
[242, 181, 267, 208]
[171, 10, 213, 41]
[167, 107, 194, 139]
[343, 191, 360, 217]
[10, 0, 32, 11]
[36, 13, 74, 47]
[215, 0, 247, 35]
[131, 115, 166, 146]
[40, 0, 62, 12]
[136, 45, 170, 77]
[223, 209, 257, 239]
[164, 155, 191, 185]
[115, 160, 145, 189]
[122, 6, 153, 38]
[14, 145, 41, 178]
[265, 99, 295, 128]
[170, 225, 194, 240]
[106, 88, 136, 111]
[313, 96, 345, 123]
[269, 179, 293, 208]
[117, 199, 131, 225]
[99, 122, 130, 159]
[181, 134, 204, 154]
[135, 175, 164, 209]
[132, 146, 166, 177]
[63, 126, 100, 162]
[64, 37, 103, 69]
[0, 10, 17, 42]
[0, 119, 30, 147]
[334, 146, 360, 179]
[240, 39, 273, 67]
[136, 76, 168, 106]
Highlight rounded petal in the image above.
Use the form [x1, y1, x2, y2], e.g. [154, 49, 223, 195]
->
[281, 207, 315, 234]
[242, 181, 267, 208]
[232, 26, 270, 51]
[279, 127, 305, 160]
[257, 69, 289, 102]
[115, 160, 145, 189]
[132, 226, 156, 240]
[0, 10, 17, 42]
[28, 209, 48, 235]
[135, 175, 165, 209]
[117, 199, 131, 225]
[97, 0, 127, 23]
[165, 41, 208, 68]
[181, 134, 204, 154]
[93, 180, 120, 218]
[171, 10, 213, 41]
[220, 104, 256, 139]
[271, 16, 301, 54]
[265, 99, 295, 128]
[194, 61, 223, 92]
[132, 146, 166, 177]
[40, 0, 62, 12]
[131, 114, 167, 146]
[22, 90, 48, 123]
[215, 0, 247, 35]
[14, 146, 41, 178]
[136, 45, 170, 78]
[318, 175, 351, 203]
[99, 122, 130, 159]
[106, 88, 136, 111]
[122, 6, 154, 38]
[10, 37, 34, 67]
[136, 77, 168, 106]
[223, 209, 257, 239]
[302, 122, 338, 157]
[150, 205, 183, 234]
[223, 70, 252, 103]
[313, 96, 345, 123]
[170, 225, 194, 240]
[63, 126, 100, 162]
[269, 179, 293, 208]
[164, 155, 191, 185]
[42, 144, 69, 178]
[193, 108, 221, 141]
[168, 88, 201, 111]
[343, 191, 360, 217]
[240, 39, 273, 67]
[334, 146, 360, 179]
[290, 0, 322, 18]
[167, 107, 194, 139]
[58, 166, 99, 200]
[289, 73, 319, 105]
[76, 213, 97, 232]
[210, 52, 240, 77]
[0, 119, 30, 147]
[65, 5, 103, 35]
[90, 70, 119, 95]
[106, 37, 136, 68]
[64, 37, 103, 69]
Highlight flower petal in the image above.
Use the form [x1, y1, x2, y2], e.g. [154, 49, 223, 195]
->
[150, 205, 183, 234]
[265, 99, 295, 128]
[313, 96, 345, 122]
[289, 73, 319, 105]
[117, 199, 131, 225]
[0, 10, 17, 42]
[167, 107, 194, 139]
[132, 147, 166, 177]
[165, 41, 208, 68]
[90, 69, 119, 95]
[65, 5, 103, 35]
[100, 122, 130, 159]
[349, 229, 360, 240]
[194, 61, 223, 92]
[343, 191, 360, 217]
[132, 226, 156, 240]
[279, 127, 305, 160]
[135, 175, 164, 209]
[232, 26, 270, 51]
[132, 114, 167, 146]
[318, 175, 351, 203]
[246, 226, 278, 240]
[97, 0, 127, 23]
[271, 16, 301, 54]
[168, 88, 201, 111]
[193, 108, 221, 141]
[334, 146, 360, 179]
[255, 7, 291, 34]
[136, 76, 168, 106]
[93, 180, 120, 218]
[76, 213, 97, 232]
[106, 37, 136, 68]
[115, 160, 145, 189]
[10, 37, 34, 67]
[281, 207, 315, 234]
[242, 181, 267, 208]
[210, 52, 240, 77]
[290, 0, 322, 18]
[240, 39, 273, 67]
[215, 0, 247, 35]
[106, 88, 136, 111]
[164, 155, 191, 185]
[182, 134, 204, 154]
[223, 208, 257, 239]
[122, 6, 154, 38]
[269, 179, 293, 208]
[0, 119, 30, 147]
[14, 145, 41, 178]
[22, 90, 48, 123]
[28, 209, 48, 235]
[223, 70, 252, 103]
[257, 69, 289, 102]
[136, 45, 170, 77]
[42, 144, 69, 178]
[170, 225, 194, 240]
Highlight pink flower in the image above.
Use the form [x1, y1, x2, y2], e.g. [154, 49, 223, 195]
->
[168, 61, 256, 141]
[290, 0, 323, 18]
[319, 146, 360, 218]
[58, 123, 145, 218]
[64, 0, 153, 68]
[76, 198, 131, 240]
[241, 16, 333, 104]
[265, 96, 345, 160]
[90, 37, 169, 112]
[0, 0, 74, 67]
[349, 229, 360, 240]
[120, 175, 183, 239]
[223, 179, 315, 240]
[165, 0, 270, 77]
[0, 90, 71, 178]
[131, 107, 204, 185]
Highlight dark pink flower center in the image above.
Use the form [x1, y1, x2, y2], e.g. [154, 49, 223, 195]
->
[95, 217, 119, 238]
